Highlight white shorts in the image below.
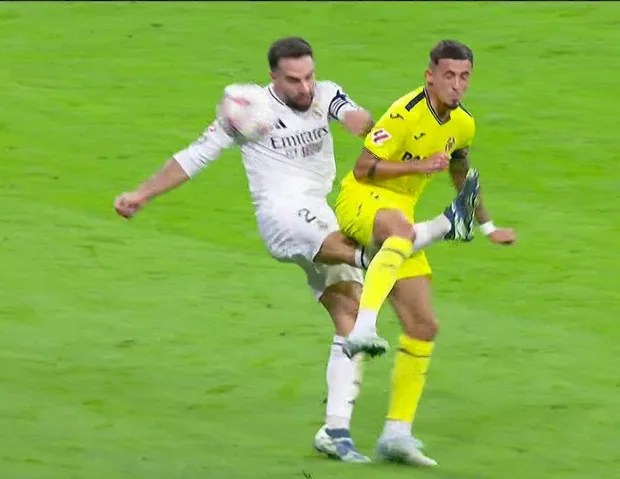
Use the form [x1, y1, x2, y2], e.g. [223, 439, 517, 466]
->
[256, 197, 363, 299]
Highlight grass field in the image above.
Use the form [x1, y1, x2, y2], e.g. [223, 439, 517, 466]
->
[2, 2, 619, 478]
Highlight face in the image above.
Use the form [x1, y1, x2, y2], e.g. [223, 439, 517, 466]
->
[270, 55, 316, 111]
[425, 58, 472, 110]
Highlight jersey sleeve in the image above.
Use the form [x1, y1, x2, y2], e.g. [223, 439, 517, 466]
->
[363, 103, 410, 160]
[324, 81, 361, 121]
[173, 119, 235, 177]
[451, 116, 476, 160]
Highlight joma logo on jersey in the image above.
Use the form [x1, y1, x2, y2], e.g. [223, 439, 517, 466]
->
[372, 129, 391, 145]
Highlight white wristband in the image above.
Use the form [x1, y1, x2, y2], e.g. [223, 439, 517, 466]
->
[479, 221, 497, 236]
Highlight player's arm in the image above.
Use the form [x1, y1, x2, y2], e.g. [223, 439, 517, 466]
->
[353, 149, 449, 180]
[353, 111, 449, 181]
[449, 148, 516, 244]
[132, 158, 190, 203]
[327, 84, 373, 137]
[342, 111, 374, 138]
[449, 148, 490, 223]
[114, 119, 234, 218]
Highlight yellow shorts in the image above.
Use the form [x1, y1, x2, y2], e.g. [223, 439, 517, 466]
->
[335, 178, 432, 280]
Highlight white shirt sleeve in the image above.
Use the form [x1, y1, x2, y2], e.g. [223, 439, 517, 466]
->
[325, 81, 361, 122]
[173, 119, 235, 177]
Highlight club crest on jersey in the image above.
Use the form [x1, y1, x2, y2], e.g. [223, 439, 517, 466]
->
[311, 103, 323, 119]
[445, 136, 456, 152]
[372, 129, 391, 145]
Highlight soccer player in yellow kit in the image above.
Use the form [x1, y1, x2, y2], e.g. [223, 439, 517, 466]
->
[335, 40, 516, 466]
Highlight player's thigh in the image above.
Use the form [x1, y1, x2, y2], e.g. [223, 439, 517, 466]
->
[299, 259, 363, 301]
[396, 250, 432, 281]
[318, 279, 362, 337]
[334, 188, 374, 246]
[373, 208, 415, 244]
[335, 185, 409, 247]
[389, 270, 438, 341]
[256, 198, 338, 263]
[256, 198, 364, 304]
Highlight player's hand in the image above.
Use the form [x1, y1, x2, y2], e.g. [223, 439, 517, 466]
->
[114, 191, 148, 219]
[342, 110, 374, 137]
[412, 152, 450, 174]
[487, 227, 516, 245]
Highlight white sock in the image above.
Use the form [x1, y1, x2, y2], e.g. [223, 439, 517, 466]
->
[412, 214, 451, 251]
[382, 419, 411, 438]
[353, 248, 364, 268]
[325, 335, 363, 430]
[349, 309, 377, 337]
[354, 246, 374, 269]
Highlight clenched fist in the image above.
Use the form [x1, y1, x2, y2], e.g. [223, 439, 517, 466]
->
[411, 152, 450, 174]
[114, 191, 148, 219]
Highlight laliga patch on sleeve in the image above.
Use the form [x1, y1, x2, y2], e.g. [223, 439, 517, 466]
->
[372, 128, 391, 145]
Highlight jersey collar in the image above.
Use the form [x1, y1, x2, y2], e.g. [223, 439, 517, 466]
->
[423, 88, 450, 125]
[268, 85, 286, 106]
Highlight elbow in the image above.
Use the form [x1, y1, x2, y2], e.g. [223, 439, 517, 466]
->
[353, 163, 367, 181]
[353, 150, 378, 181]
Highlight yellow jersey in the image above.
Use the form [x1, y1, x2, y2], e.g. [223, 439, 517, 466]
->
[342, 86, 476, 204]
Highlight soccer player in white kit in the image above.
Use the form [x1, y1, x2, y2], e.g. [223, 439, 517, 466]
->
[114, 37, 473, 463]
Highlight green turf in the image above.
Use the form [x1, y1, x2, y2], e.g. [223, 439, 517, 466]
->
[2, 1, 619, 478]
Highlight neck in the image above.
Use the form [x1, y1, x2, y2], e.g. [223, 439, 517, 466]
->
[425, 87, 451, 122]
[271, 84, 286, 103]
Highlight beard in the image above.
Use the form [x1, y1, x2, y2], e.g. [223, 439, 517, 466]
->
[285, 93, 314, 112]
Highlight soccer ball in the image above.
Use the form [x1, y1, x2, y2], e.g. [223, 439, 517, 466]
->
[218, 83, 275, 142]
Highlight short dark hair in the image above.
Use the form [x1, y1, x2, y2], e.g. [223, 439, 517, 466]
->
[267, 37, 313, 71]
[429, 40, 474, 67]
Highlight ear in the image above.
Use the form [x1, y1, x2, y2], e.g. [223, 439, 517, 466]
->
[269, 70, 277, 82]
[424, 68, 433, 85]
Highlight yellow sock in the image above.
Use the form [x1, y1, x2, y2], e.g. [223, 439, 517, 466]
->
[386, 334, 435, 423]
[359, 236, 413, 311]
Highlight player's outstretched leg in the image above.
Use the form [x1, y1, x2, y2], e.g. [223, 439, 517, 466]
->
[351, 169, 480, 274]
[338, 174, 480, 360]
[344, 212, 416, 358]
[443, 168, 480, 242]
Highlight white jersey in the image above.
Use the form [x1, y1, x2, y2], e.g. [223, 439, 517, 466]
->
[174, 80, 360, 208]
[173, 80, 364, 298]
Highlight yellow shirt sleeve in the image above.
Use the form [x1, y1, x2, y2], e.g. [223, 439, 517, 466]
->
[452, 116, 476, 159]
[462, 118, 476, 149]
[363, 105, 411, 161]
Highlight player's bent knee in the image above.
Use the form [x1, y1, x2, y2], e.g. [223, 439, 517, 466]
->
[373, 209, 413, 244]
[314, 231, 358, 265]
